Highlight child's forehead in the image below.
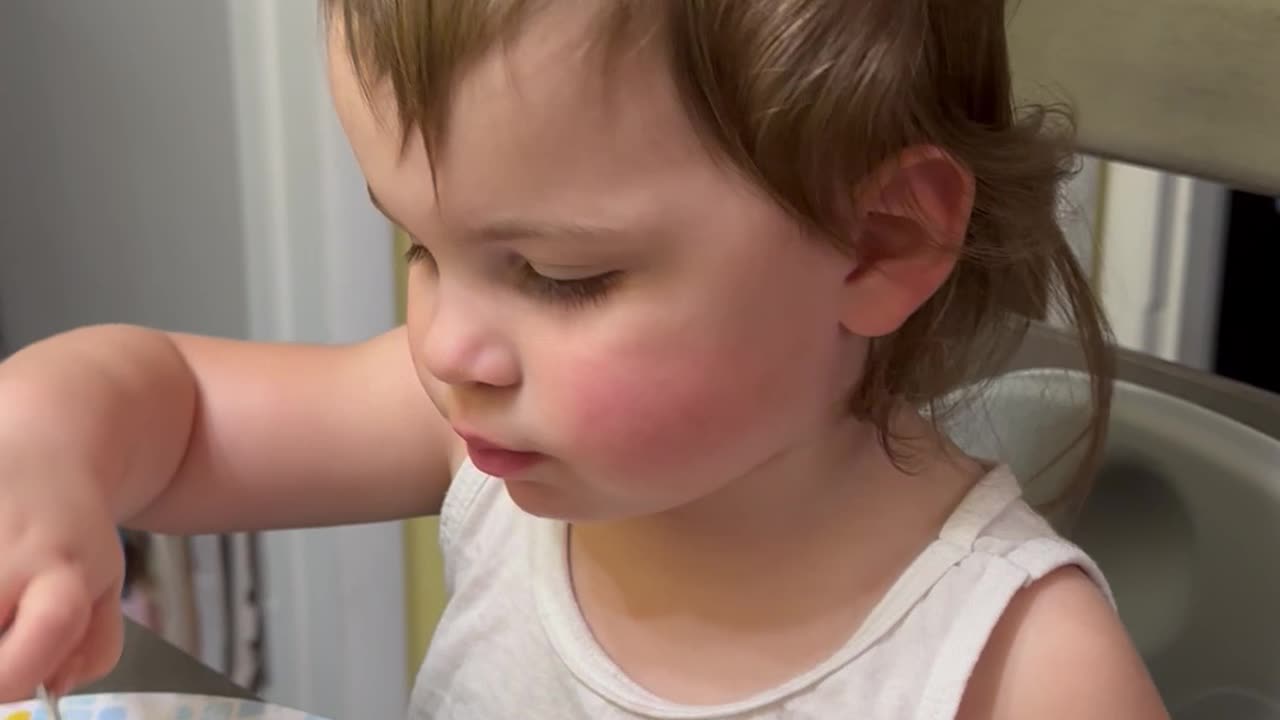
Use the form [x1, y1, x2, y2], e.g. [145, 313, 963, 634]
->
[440, 31, 698, 189]
[329, 6, 719, 235]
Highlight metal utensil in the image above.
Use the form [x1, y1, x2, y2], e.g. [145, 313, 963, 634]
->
[37, 683, 62, 720]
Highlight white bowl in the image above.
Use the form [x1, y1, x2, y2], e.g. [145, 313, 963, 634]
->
[0, 692, 329, 719]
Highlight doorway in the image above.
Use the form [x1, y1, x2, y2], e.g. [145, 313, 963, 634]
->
[1214, 191, 1280, 394]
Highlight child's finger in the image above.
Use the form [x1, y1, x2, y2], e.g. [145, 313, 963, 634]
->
[0, 555, 36, 629]
[57, 589, 125, 695]
[0, 557, 36, 685]
[0, 566, 90, 701]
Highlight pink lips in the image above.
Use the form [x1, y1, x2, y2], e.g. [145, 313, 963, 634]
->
[460, 433, 543, 477]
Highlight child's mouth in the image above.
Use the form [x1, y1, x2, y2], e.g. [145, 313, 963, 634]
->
[460, 433, 544, 477]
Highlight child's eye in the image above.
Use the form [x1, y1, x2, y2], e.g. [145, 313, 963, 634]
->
[518, 263, 621, 307]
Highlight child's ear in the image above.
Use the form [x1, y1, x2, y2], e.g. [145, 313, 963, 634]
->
[839, 147, 975, 338]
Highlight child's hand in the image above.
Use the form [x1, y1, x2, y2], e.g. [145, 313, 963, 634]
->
[0, 322, 456, 702]
[0, 457, 125, 702]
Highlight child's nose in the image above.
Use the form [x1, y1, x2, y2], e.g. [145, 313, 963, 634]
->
[418, 297, 521, 389]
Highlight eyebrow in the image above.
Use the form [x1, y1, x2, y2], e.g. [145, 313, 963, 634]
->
[366, 184, 628, 243]
[471, 218, 631, 242]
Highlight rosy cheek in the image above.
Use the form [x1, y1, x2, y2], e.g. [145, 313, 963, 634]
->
[550, 349, 768, 470]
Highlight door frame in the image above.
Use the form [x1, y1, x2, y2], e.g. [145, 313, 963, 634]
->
[227, 2, 409, 717]
[1095, 162, 1229, 370]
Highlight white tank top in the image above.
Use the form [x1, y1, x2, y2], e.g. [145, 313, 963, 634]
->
[409, 461, 1111, 719]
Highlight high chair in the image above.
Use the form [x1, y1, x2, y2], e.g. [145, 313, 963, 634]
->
[951, 2, 1280, 717]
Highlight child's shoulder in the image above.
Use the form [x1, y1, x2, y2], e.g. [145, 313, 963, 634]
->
[933, 468, 1167, 717]
[846, 465, 1166, 718]
[956, 566, 1168, 719]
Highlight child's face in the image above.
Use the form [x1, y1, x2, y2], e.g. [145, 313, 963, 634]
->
[329, 7, 866, 521]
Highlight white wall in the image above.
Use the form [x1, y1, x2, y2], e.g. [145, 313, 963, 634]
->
[0, 1, 249, 343]
[0, 2, 407, 717]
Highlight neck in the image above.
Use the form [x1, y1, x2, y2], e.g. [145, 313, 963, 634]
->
[570, 409, 983, 617]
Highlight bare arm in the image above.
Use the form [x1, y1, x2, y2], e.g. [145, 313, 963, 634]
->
[957, 567, 1170, 720]
[0, 323, 456, 535]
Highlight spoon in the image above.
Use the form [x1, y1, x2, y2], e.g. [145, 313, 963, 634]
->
[36, 683, 62, 720]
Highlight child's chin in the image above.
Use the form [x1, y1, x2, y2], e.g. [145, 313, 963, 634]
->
[502, 476, 584, 520]
[502, 481, 633, 524]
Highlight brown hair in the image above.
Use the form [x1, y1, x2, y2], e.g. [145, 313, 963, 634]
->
[326, 0, 1114, 515]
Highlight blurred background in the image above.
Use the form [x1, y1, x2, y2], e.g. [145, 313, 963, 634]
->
[1, 1, 1277, 719]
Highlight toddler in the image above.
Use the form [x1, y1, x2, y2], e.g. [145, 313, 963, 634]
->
[0, 0, 1167, 717]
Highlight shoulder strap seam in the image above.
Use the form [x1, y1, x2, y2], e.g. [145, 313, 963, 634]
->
[1004, 536, 1116, 606]
[914, 555, 1029, 720]
[938, 468, 1023, 551]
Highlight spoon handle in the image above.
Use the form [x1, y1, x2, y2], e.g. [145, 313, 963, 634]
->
[37, 683, 63, 720]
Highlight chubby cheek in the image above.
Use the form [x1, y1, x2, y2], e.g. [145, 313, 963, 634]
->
[542, 338, 817, 488]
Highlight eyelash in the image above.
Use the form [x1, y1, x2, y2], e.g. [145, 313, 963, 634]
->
[403, 243, 433, 265]
[517, 264, 621, 306]
[402, 244, 620, 307]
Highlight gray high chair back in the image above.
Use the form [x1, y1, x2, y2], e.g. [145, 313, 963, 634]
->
[950, 2, 1280, 717]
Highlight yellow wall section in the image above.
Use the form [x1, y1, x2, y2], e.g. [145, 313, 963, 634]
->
[395, 229, 450, 675]
[404, 516, 446, 673]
